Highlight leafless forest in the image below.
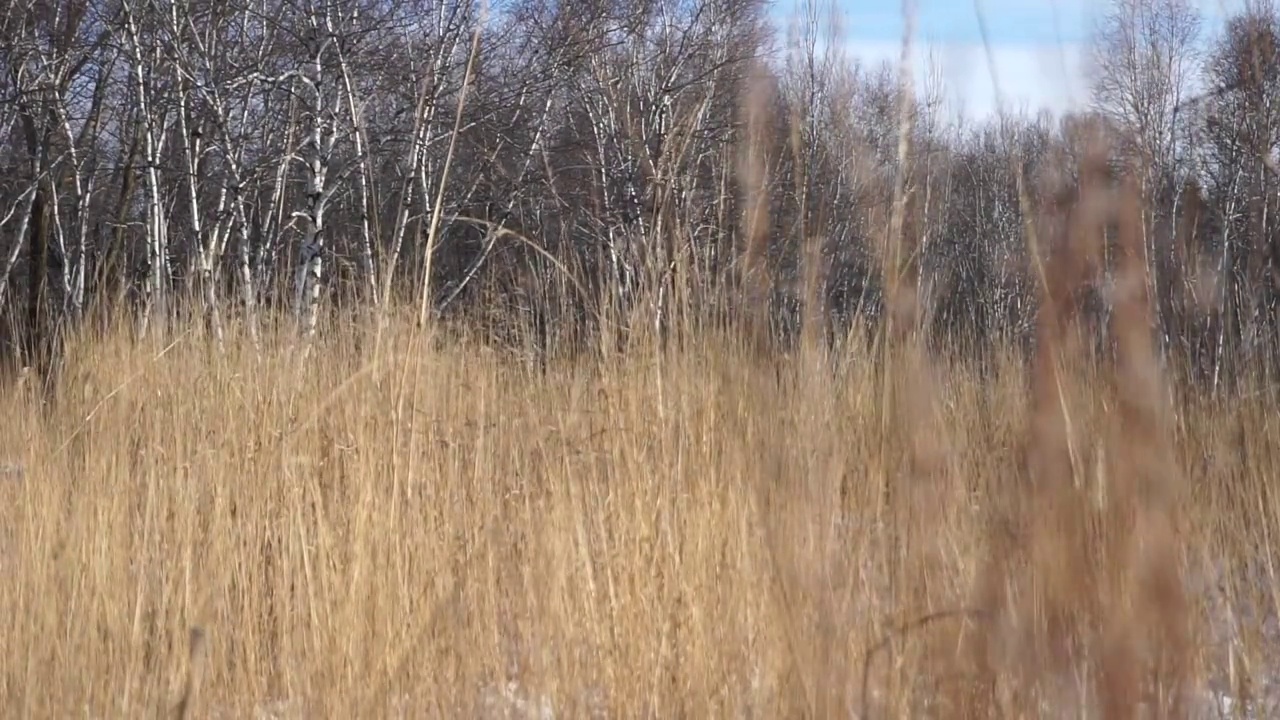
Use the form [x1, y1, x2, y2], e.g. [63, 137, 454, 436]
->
[3, 0, 1280, 717]
[2, 0, 1279, 377]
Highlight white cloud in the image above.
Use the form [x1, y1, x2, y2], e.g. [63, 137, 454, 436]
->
[833, 0, 1256, 123]
[844, 39, 1091, 122]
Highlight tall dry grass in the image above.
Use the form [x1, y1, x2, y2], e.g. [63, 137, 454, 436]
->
[0, 264, 1276, 718]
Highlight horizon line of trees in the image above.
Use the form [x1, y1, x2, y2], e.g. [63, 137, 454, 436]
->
[4, 0, 1280, 391]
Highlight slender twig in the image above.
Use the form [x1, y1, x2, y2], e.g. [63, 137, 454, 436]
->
[859, 608, 990, 720]
[417, 1, 486, 328]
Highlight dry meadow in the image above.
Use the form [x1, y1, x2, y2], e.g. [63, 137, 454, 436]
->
[0, 288, 1277, 719]
[0, 58, 1275, 717]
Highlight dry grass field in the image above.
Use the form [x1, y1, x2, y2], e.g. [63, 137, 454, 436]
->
[0, 284, 1277, 719]
[0, 65, 1275, 718]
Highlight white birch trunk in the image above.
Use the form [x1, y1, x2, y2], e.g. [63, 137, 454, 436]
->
[121, 1, 170, 337]
[336, 49, 378, 305]
[0, 186, 40, 314]
[293, 30, 340, 339]
[380, 9, 464, 305]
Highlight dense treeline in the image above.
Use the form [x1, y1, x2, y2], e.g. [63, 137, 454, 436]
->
[1, 0, 1279, 390]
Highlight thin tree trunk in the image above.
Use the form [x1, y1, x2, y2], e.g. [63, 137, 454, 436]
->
[0, 186, 39, 315]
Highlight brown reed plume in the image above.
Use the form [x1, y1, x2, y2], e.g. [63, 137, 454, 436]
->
[736, 61, 776, 357]
[1099, 163, 1192, 719]
[956, 123, 1193, 719]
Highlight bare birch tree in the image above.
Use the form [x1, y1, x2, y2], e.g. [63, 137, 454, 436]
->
[1090, 0, 1202, 351]
[118, 0, 173, 337]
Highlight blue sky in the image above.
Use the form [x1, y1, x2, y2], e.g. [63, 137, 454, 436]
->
[791, 0, 1250, 121]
